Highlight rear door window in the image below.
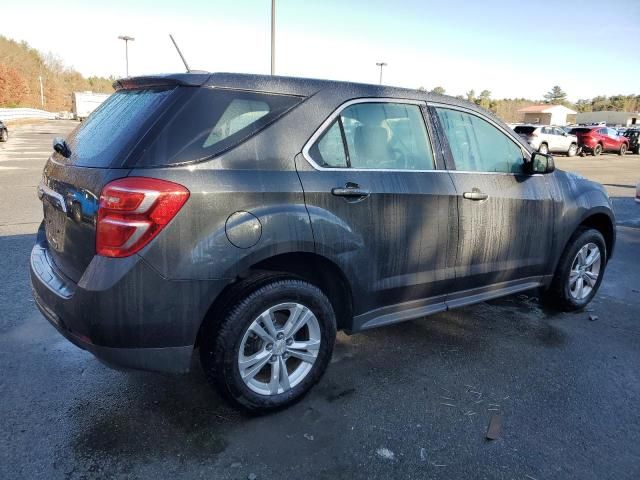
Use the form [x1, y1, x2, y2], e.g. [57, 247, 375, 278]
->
[309, 102, 435, 170]
[436, 108, 524, 174]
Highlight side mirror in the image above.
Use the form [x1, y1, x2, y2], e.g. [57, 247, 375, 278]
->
[529, 152, 555, 174]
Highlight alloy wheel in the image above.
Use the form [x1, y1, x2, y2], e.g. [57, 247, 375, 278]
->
[568, 243, 601, 300]
[238, 303, 321, 396]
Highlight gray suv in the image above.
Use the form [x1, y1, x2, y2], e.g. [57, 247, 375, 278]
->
[31, 73, 615, 412]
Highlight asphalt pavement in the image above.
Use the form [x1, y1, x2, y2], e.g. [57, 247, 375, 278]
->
[1, 121, 639, 480]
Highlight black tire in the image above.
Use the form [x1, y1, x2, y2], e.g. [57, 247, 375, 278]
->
[538, 143, 549, 154]
[0, 129, 7, 142]
[200, 276, 336, 413]
[635, 146, 640, 155]
[618, 143, 627, 156]
[543, 228, 607, 311]
[593, 144, 602, 156]
[567, 143, 578, 157]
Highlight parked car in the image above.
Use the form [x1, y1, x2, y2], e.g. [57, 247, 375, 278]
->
[513, 125, 579, 156]
[0, 120, 8, 142]
[569, 126, 629, 156]
[31, 73, 615, 412]
[623, 128, 639, 154]
[636, 181, 640, 204]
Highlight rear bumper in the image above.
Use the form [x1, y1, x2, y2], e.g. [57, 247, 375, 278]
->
[32, 291, 193, 372]
[30, 223, 229, 373]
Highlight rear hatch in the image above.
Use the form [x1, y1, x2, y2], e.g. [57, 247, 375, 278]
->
[40, 87, 176, 282]
[513, 125, 537, 142]
[569, 127, 594, 144]
[39, 76, 302, 282]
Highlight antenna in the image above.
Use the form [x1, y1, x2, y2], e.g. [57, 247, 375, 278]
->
[169, 34, 191, 72]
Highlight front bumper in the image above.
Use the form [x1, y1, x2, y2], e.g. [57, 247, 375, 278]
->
[30, 224, 228, 373]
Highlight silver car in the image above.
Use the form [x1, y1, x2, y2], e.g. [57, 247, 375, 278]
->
[514, 125, 579, 156]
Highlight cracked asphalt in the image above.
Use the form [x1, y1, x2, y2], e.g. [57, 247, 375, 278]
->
[1, 121, 639, 479]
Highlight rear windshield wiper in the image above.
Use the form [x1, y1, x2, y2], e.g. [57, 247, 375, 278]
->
[53, 137, 71, 158]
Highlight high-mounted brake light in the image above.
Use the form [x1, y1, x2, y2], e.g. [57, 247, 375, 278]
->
[96, 177, 189, 257]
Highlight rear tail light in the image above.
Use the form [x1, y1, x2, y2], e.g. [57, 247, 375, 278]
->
[97, 177, 189, 257]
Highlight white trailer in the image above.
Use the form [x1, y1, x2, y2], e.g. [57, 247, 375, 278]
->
[72, 92, 111, 121]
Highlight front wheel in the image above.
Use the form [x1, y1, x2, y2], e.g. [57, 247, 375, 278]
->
[0, 129, 7, 142]
[619, 144, 627, 156]
[200, 277, 336, 413]
[543, 228, 606, 311]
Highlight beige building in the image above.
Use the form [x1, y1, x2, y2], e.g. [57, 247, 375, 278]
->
[518, 105, 577, 126]
[575, 111, 639, 127]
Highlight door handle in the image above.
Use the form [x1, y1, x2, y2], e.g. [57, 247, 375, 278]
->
[462, 188, 488, 201]
[331, 183, 370, 199]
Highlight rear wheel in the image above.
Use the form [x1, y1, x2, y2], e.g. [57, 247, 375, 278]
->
[0, 129, 7, 142]
[635, 146, 640, 155]
[567, 143, 578, 157]
[619, 143, 627, 156]
[593, 144, 602, 156]
[200, 277, 336, 413]
[538, 143, 549, 154]
[543, 228, 606, 311]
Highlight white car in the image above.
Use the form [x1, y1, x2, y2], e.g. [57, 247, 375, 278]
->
[514, 125, 579, 156]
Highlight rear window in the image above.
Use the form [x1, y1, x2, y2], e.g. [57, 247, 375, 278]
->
[569, 128, 593, 134]
[61, 87, 302, 168]
[63, 88, 174, 168]
[514, 126, 536, 135]
[134, 87, 302, 167]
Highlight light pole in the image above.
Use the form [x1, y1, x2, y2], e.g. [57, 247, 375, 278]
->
[38, 75, 44, 109]
[271, 0, 276, 75]
[118, 35, 135, 77]
[376, 62, 387, 85]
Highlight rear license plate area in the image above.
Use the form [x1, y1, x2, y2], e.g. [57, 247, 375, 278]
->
[44, 204, 67, 252]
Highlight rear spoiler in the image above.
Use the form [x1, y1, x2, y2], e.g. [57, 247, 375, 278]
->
[113, 72, 212, 91]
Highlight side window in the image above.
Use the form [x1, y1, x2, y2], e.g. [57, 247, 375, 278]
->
[308, 102, 435, 170]
[308, 120, 348, 168]
[436, 108, 525, 174]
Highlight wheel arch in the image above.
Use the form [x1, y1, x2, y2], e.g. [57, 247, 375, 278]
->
[196, 251, 353, 347]
[578, 212, 615, 261]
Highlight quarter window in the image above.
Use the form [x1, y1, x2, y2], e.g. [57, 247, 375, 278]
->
[435, 108, 525, 174]
[309, 120, 348, 168]
[309, 102, 435, 170]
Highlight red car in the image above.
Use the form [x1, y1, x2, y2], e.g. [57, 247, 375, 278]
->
[569, 126, 629, 156]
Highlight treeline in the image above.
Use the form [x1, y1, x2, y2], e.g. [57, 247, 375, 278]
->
[0, 35, 114, 111]
[423, 85, 639, 123]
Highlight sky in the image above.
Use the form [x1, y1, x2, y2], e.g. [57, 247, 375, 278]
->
[3, 0, 640, 101]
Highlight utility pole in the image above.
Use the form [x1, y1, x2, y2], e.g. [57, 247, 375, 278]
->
[118, 35, 135, 77]
[271, 0, 276, 75]
[376, 62, 387, 85]
[38, 75, 44, 109]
